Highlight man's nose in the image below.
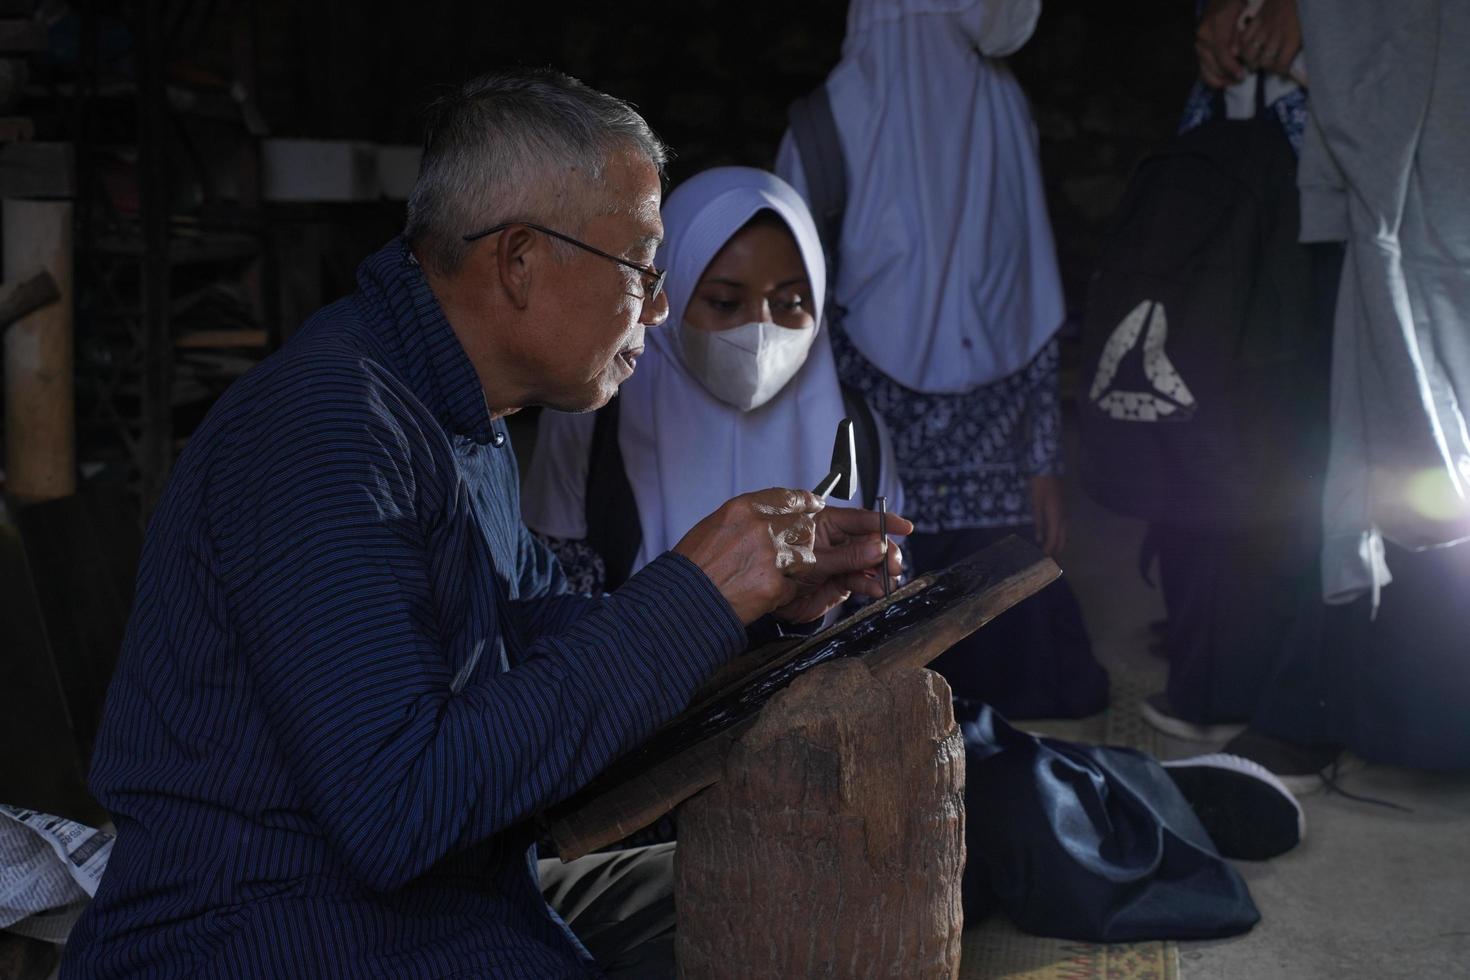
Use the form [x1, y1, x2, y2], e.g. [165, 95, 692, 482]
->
[640, 288, 670, 328]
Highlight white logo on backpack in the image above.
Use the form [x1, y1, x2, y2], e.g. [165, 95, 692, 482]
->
[1089, 300, 1196, 421]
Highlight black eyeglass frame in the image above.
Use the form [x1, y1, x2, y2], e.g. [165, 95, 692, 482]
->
[463, 221, 667, 305]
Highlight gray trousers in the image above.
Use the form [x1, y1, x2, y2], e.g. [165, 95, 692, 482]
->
[539, 843, 677, 979]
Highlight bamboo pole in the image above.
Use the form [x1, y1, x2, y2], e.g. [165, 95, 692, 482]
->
[4, 198, 74, 502]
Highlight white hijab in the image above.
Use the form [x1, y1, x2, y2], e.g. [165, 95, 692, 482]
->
[523, 168, 879, 572]
[776, 0, 1065, 394]
[622, 167, 864, 570]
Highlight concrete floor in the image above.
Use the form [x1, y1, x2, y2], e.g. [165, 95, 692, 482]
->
[1056, 411, 1470, 980]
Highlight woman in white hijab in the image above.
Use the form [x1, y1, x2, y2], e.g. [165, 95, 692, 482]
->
[522, 166, 905, 600]
[775, 0, 1107, 718]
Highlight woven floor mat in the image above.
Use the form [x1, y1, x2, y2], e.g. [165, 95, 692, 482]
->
[1100, 666, 1161, 756]
[959, 915, 1179, 980]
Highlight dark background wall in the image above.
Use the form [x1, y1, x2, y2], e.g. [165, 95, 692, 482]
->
[233, 0, 1198, 323]
[9, 0, 1202, 508]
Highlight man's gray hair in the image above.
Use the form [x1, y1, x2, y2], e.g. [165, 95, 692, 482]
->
[406, 68, 668, 275]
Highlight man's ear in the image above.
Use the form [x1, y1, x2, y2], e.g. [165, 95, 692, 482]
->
[495, 225, 539, 310]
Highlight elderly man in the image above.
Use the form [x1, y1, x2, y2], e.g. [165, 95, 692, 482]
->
[62, 69, 906, 979]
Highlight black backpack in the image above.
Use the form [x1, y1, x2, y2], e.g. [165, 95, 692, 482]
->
[1076, 90, 1319, 529]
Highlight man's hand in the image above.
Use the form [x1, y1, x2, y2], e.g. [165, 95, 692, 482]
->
[772, 503, 912, 624]
[1237, 0, 1301, 77]
[673, 489, 911, 626]
[1196, 0, 1247, 88]
[1030, 475, 1066, 558]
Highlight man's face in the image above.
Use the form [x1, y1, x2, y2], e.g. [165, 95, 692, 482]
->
[525, 148, 668, 413]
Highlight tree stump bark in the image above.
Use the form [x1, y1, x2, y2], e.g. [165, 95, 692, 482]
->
[674, 658, 964, 979]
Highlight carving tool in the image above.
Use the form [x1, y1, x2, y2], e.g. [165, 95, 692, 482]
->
[812, 418, 857, 502]
[876, 494, 891, 597]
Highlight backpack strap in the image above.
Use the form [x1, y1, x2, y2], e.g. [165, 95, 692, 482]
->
[840, 383, 882, 511]
[787, 84, 848, 295]
[583, 397, 642, 592]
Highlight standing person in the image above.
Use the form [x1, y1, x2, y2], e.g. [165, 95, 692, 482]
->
[775, 0, 1107, 720]
[1143, 0, 1470, 786]
[1135, 0, 1324, 746]
[1232, 0, 1470, 776]
[60, 70, 903, 980]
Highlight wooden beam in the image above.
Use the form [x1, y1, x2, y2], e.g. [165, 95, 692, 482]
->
[0, 269, 57, 327]
[137, 0, 172, 515]
[546, 535, 1060, 860]
[0, 18, 45, 52]
[0, 142, 75, 198]
[174, 329, 269, 349]
[0, 116, 35, 142]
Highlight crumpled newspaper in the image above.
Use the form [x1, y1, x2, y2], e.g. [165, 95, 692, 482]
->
[1, 805, 113, 944]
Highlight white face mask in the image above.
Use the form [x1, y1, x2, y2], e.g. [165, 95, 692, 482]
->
[677, 319, 817, 412]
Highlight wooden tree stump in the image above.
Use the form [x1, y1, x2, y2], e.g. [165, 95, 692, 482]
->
[674, 658, 964, 980]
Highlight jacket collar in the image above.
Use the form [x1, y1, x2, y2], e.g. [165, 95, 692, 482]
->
[354, 237, 500, 444]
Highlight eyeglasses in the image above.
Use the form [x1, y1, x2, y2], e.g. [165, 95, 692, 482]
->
[463, 221, 667, 306]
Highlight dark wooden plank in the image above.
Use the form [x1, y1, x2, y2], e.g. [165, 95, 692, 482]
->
[13, 488, 140, 767]
[546, 535, 1059, 860]
[0, 515, 106, 825]
[861, 539, 1062, 679]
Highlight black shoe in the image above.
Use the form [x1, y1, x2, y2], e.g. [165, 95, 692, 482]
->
[1138, 692, 1247, 742]
[1162, 753, 1305, 861]
[1222, 729, 1345, 795]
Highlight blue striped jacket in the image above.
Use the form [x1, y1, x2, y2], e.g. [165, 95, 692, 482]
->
[62, 238, 746, 978]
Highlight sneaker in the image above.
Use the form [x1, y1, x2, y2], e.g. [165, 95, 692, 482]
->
[1162, 753, 1305, 860]
[1221, 729, 1345, 796]
[1138, 692, 1248, 742]
[1224, 734, 1405, 810]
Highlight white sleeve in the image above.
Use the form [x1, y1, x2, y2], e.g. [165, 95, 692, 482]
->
[520, 408, 597, 539]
